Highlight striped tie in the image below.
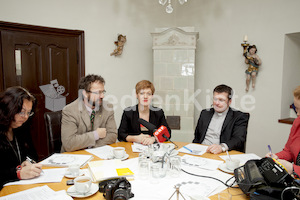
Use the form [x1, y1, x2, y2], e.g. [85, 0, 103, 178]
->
[296, 152, 300, 166]
[90, 110, 95, 129]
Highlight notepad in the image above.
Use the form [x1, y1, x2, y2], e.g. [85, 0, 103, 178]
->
[116, 168, 134, 176]
[88, 160, 134, 182]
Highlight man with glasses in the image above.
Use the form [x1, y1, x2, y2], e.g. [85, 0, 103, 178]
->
[61, 74, 117, 152]
[193, 84, 249, 154]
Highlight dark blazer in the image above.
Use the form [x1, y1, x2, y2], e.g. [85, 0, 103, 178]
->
[0, 122, 38, 189]
[193, 107, 249, 152]
[118, 105, 171, 142]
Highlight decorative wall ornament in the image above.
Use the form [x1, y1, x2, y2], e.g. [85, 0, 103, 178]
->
[110, 34, 126, 56]
[152, 27, 198, 49]
[241, 35, 262, 92]
[159, 0, 188, 14]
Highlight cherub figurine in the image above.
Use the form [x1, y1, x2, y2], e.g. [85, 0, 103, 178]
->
[110, 34, 127, 56]
[244, 45, 262, 92]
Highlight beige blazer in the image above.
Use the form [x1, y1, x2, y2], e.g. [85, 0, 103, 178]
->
[61, 98, 117, 152]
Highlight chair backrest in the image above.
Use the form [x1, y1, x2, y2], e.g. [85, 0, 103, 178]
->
[242, 112, 250, 153]
[44, 111, 62, 155]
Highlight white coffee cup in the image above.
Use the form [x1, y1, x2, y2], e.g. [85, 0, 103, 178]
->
[74, 176, 92, 194]
[113, 147, 125, 159]
[225, 159, 240, 171]
[68, 164, 80, 176]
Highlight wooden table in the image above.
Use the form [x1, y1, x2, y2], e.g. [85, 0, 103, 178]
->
[0, 142, 248, 199]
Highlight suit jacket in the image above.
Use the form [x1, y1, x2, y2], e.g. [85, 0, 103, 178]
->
[61, 99, 117, 152]
[118, 105, 171, 142]
[193, 107, 249, 152]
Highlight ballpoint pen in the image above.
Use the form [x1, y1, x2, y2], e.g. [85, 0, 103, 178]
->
[183, 146, 193, 153]
[268, 145, 273, 158]
[26, 156, 36, 164]
[26, 156, 44, 174]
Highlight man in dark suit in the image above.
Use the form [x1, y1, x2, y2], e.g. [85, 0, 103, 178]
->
[193, 84, 249, 154]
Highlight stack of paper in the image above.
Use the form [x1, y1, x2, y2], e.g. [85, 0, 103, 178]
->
[181, 154, 223, 170]
[178, 143, 208, 156]
[88, 159, 134, 182]
[0, 185, 71, 200]
[131, 142, 148, 152]
[85, 145, 114, 159]
[219, 153, 261, 165]
[39, 153, 93, 167]
[4, 168, 65, 186]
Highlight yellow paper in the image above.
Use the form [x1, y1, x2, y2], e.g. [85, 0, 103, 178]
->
[116, 168, 134, 176]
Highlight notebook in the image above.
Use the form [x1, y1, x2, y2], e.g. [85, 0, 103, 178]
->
[88, 159, 134, 182]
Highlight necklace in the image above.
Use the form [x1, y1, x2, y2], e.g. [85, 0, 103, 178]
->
[7, 136, 21, 165]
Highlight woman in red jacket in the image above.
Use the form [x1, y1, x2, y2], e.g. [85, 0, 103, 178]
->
[266, 86, 300, 177]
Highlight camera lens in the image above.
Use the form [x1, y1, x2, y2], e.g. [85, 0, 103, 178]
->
[113, 188, 128, 200]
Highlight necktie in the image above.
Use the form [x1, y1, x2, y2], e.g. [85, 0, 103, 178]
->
[296, 152, 300, 166]
[90, 110, 95, 129]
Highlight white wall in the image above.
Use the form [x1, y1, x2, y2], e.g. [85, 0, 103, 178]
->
[1, 0, 300, 157]
[281, 33, 300, 118]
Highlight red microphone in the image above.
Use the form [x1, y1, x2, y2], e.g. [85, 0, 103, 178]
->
[153, 125, 170, 143]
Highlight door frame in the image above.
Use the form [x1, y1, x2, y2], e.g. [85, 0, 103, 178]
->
[0, 20, 85, 90]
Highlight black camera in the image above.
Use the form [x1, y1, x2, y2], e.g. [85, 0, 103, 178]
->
[99, 177, 134, 200]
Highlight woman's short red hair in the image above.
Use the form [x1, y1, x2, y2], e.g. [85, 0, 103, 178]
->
[294, 86, 300, 99]
[135, 80, 155, 95]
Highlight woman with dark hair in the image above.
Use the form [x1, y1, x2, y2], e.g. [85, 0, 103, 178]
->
[0, 86, 42, 189]
[118, 80, 171, 145]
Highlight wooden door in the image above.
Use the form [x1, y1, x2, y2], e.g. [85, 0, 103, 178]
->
[0, 21, 85, 159]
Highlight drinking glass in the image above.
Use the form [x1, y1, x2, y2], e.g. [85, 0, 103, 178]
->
[138, 160, 149, 180]
[150, 163, 160, 184]
[169, 156, 181, 178]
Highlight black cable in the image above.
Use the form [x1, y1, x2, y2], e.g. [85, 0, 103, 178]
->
[281, 186, 300, 200]
[181, 168, 237, 188]
[163, 135, 178, 149]
[181, 168, 263, 188]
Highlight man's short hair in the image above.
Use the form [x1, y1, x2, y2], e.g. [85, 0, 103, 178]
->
[213, 84, 233, 100]
[78, 74, 105, 92]
[294, 86, 300, 99]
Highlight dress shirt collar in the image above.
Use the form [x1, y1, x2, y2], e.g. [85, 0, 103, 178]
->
[85, 104, 99, 115]
[214, 107, 229, 117]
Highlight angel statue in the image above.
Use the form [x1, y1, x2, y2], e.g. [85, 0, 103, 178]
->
[110, 34, 127, 56]
[244, 45, 262, 92]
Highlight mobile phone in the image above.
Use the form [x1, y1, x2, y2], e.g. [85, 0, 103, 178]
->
[66, 180, 74, 185]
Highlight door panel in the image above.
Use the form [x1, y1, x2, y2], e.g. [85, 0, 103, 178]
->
[0, 21, 85, 159]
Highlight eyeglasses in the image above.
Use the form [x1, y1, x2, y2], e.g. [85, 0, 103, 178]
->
[213, 98, 227, 103]
[18, 111, 34, 117]
[88, 90, 106, 95]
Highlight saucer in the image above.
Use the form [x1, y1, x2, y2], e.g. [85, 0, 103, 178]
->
[65, 169, 84, 178]
[114, 153, 129, 161]
[67, 183, 98, 198]
[218, 163, 234, 174]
